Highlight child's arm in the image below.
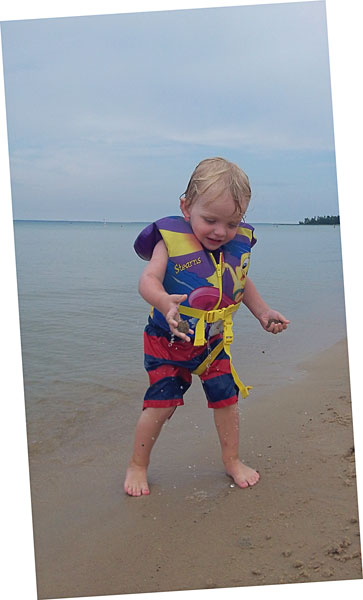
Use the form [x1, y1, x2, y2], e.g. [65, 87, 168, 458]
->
[138, 239, 192, 341]
[243, 277, 290, 334]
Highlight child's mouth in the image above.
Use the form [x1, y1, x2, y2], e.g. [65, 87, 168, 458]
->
[206, 237, 223, 245]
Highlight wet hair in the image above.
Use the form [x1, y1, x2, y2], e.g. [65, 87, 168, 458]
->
[181, 157, 251, 216]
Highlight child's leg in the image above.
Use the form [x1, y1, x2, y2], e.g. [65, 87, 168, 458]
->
[213, 403, 259, 488]
[124, 406, 175, 497]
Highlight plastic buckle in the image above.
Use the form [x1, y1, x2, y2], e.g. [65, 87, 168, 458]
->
[206, 308, 224, 323]
[223, 315, 234, 345]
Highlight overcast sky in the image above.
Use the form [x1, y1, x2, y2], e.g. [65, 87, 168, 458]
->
[2, 1, 337, 223]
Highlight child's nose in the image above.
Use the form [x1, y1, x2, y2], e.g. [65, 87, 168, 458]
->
[213, 223, 226, 237]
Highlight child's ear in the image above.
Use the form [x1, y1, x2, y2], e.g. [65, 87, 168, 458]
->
[180, 197, 190, 221]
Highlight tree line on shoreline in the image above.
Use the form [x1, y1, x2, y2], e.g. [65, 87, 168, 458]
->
[299, 215, 340, 225]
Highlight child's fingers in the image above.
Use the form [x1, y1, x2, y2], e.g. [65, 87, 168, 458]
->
[165, 295, 191, 341]
[270, 322, 288, 334]
[167, 315, 186, 335]
[166, 306, 181, 323]
[265, 319, 284, 334]
[276, 313, 290, 325]
[169, 325, 191, 342]
[168, 317, 179, 329]
[265, 314, 290, 333]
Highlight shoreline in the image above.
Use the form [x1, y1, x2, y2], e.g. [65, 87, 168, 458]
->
[29, 337, 362, 598]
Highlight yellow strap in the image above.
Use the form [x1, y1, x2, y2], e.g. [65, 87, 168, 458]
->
[224, 343, 253, 399]
[179, 302, 241, 346]
[204, 302, 240, 323]
[180, 301, 252, 397]
[179, 305, 206, 345]
[209, 251, 223, 309]
[192, 339, 252, 399]
[192, 340, 224, 376]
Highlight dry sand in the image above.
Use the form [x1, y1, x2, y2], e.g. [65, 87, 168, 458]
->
[29, 338, 362, 599]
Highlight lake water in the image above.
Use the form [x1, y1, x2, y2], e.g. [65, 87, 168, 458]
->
[13, 220, 347, 458]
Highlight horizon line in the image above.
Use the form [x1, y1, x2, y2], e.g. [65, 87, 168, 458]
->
[13, 218, 305, 225]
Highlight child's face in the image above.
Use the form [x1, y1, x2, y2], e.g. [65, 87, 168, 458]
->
[180, 189, 243, 251]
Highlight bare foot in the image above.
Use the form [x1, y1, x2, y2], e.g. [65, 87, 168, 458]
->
[225, 458, 260, 488]
[124, 463, 150, 497]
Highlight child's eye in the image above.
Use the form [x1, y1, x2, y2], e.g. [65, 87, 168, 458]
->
[204, 218, 215, 224]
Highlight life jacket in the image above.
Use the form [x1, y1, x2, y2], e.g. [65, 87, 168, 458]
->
[134, 216, 257, 398]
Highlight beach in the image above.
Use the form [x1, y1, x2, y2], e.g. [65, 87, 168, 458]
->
[10, 220, 361, 597]
[29, 337, 361, 598]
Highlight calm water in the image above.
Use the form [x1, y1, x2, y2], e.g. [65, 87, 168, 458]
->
[13, 220, 347, 456]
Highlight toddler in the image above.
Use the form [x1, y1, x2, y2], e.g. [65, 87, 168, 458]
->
[124, 157, 289, 496]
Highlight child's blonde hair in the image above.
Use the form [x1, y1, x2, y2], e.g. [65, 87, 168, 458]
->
[182, 157, 251, 216]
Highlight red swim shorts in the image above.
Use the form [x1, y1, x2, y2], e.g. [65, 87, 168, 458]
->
[143, 319, 239, 409]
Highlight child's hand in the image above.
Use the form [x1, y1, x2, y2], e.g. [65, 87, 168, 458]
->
[163, 294, 193, 342]
[259, 310, 290, 334]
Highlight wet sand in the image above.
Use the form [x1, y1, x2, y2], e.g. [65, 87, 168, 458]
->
[29, 338, 362, 599]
